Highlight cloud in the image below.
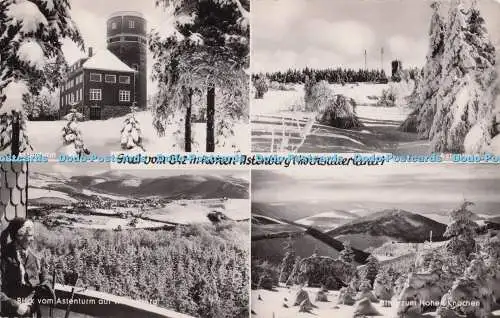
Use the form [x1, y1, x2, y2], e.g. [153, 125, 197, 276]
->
[304, 19, 375, 56]
[387, 35, 427, 67]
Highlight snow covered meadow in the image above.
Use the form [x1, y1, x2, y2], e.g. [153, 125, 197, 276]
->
[27, 110, 250, 155]
[251, 82, 428, 153]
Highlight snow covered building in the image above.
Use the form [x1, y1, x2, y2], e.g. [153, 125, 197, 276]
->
[59, 48, 137, 120]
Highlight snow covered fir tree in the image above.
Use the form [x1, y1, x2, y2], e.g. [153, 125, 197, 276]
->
[150, 0, 249, 152]
[120, 106, 145, 152]
[403, 0, 499, 154]
[61, 108, 89, 157]
[0, 0, 83, 154]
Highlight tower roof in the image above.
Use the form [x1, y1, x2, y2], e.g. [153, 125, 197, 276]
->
[108, 11, 144, 19]
[82, 50, 136, 73]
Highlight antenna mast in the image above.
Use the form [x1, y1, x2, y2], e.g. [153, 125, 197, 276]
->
[364, 49, 367, 70]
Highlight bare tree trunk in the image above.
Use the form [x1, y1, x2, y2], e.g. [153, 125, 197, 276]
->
[11, 112, 20, 156]
[206, 86, 215, 152]
[185, 88, 193, 152]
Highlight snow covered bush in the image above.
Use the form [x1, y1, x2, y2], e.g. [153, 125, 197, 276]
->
[438, 257, 494, 318]
[22, 88, 59, 120]
[120, 107, 145, 151]
[61, 108, 89, 157]
[373, 269, 393, 302]
[278, 237, 296, 283]
[288, 256, 354, 290]
[339, 240, 355, 264]
[337, 285, 356, 305]
[253, 76, 268, 99]
[363, 255, 380, 287]
[307, 81, 362, 129]
[356, 280, 378, 303]
[444, 200, 479, 259]
[377, 87, 396, 107]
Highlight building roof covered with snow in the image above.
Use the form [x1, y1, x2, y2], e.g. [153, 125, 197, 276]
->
[82, 49, 136, 73]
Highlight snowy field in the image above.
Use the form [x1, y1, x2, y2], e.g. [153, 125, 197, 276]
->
[252, 287, 400, 318]
[144, 199, 249, 224]
[28, 188, 77, 202]
[252, 287, 500, 318]
[27, 111, 250, 154]
[251, 83, 427, 153]
[53, 212, 171, 230]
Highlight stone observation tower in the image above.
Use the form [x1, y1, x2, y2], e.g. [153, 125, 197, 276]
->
[106, 11, 147, 109]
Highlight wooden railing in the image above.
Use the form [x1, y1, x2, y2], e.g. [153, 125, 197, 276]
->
[47, 284, 195, 318]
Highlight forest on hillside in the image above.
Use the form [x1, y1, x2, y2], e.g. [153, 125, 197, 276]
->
[34, 222, 249, 318]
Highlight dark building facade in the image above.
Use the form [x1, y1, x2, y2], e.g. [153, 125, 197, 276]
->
[59, 48, 137, 120]
[106, 11, 147, 109]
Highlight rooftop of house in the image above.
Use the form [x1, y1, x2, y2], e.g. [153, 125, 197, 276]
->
[82, 49, 137, 73]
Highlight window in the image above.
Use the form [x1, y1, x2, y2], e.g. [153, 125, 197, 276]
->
[80, 74, 84, 83]
[111, 22, 117, 30]
[65, 95, 68, 104]
[119, 90, 130, 102]
[61, 97, 63, 106]
[90, 73, 101, 82]
[79, 88, 83, 101]
[129, 20, 135, 28]
[105, 74, 116, 83]
[89, 89, 102, 101]
[119, 76, 130, 84]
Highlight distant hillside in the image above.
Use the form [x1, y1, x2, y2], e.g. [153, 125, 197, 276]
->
[327, 209, 447, 245]
[32, 172, 249, 200]
[29, 197, 73, 206]
[252, 233, 345, 265]
[251, 201, 352, 222]
[252, 213, 370, 265]
[295, 210, 359, 232]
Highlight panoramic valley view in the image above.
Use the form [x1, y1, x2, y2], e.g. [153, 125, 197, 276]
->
[1, 163, 249, 318]
[251, 164, 500, 317]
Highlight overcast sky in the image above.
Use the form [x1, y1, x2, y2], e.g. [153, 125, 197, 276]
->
[251, 0, 500, 73]
[61, 0, 175, 96]
[252, 164, 500, 215]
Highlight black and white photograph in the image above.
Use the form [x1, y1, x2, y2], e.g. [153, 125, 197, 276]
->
[251, 0, 500, 154]
[0, 0, 250, 156]
[0, 162, 250, 317]
[251, 164, 500, 317]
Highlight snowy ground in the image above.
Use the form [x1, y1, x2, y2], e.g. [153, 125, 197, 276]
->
[251, 83, 429, 153]
[27, 111, 250, 154]
[144, 199, 249, 224]
[28, 188, 77, 202]
[252, 287, 500, 318]
[252, 287, 400, 318]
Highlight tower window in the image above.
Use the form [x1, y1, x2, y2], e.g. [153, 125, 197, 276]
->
[119, 90, 130, 102]
[111, 22, 117, 30]
[90, 73, 102, 82]
[89, 89, 102, 101]
[129, 20, 135, 29]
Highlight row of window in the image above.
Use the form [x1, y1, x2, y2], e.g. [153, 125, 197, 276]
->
[89, 89, 131, 102]
[60, 89, 131, 104]
[108, 36, 147, 45]
[90, 73, 131, 84]
[111, 20, 136, 30]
